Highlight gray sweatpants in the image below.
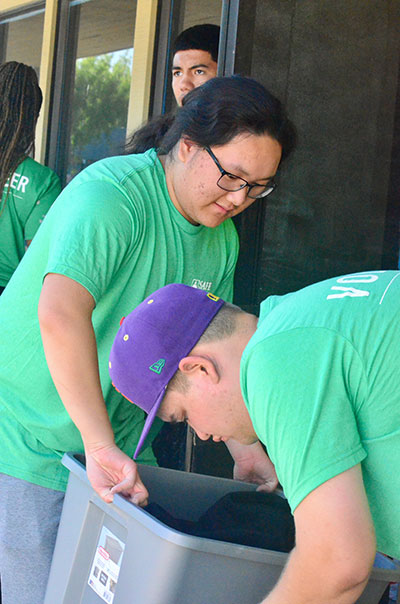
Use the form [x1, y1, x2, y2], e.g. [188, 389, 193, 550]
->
[0, 473, 64, 604]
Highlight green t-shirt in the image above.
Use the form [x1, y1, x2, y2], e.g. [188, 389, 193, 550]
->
[241, 270, 400, 559]
[0, 149, 238, 491]
[0, 156, 61, 286]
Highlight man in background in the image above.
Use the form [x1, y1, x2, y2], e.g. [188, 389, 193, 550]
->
[171, 23, 219, 106]
[125, 23, 220, 153]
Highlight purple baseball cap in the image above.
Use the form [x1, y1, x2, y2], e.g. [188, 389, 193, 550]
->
[109, 283, 225, 459]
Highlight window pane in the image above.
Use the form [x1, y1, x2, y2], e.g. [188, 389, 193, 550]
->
[182, 0, 222, 28]
[233, 0, 400, 303]
[2, 8, 45, 71]
[66, 0, 137, 182]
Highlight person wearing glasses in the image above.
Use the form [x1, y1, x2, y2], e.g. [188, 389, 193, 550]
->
[203, 146, 277, 199]
[0, 75, 295, 604]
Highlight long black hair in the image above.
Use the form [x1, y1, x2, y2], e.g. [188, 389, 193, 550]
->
[160, 75, 296, 160]
[125, 75, 296, 159]
[0, 61, 42, 202]
[125, 113, 175, 155]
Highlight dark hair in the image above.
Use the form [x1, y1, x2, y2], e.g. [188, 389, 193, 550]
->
[124, 24, 220, 155]
[125, 113, 175, 155]
[173, 24, 220, 63]
[159, 75, 296, 161]
[0, 61, 42, 202]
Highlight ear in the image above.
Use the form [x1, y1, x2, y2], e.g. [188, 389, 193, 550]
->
[177, 137, 198, 163]
[178, 355, 219, 384]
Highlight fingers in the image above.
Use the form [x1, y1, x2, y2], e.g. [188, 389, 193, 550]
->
[86, 445, 150, 506]
[98, 486, 116, 504]
[131, 492, 149, 507]
[109, 476, 149, 506]
[256, 478, 278, 493]
[97, 483, 149, 506]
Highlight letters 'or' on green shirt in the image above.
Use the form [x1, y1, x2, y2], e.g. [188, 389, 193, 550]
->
[241, 270, 400, 559]
[0, 149, 238, 491]
[0, 156, 61, 286]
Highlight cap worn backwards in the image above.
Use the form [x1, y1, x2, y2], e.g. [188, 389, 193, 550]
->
[109, 283, 225, 459]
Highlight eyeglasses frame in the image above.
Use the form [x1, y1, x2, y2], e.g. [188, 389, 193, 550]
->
[204, 146, 277, 199]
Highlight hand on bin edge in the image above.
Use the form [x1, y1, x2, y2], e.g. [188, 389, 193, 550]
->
[226, 439, 278, 492]
[85, 442, 149, 506]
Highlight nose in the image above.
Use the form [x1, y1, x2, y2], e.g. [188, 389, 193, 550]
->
[225, 187, 249, 207]
[180, 73, 195, 93]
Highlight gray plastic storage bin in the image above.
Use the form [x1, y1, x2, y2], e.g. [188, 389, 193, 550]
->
[45, 453, 400, 604]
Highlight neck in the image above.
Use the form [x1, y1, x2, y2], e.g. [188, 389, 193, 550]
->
[237, 312, 259, 348]
[161, 152, 199, 225]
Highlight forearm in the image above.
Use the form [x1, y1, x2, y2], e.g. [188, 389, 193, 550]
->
[226, 438, 264, 462]
[261, 468, 376, 604]
[39, 274, 149, 504]
[226, 439, 278, 491]
[260, 546, 369, 604]
[39, 277, 114, 450]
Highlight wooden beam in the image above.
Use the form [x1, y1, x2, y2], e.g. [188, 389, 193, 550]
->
[35, 0, 59, 164]
[126, 0, 158, 135]
[0, 0, 35, 11]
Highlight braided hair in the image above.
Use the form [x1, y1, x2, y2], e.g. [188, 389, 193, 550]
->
[0, 61, 42, 204]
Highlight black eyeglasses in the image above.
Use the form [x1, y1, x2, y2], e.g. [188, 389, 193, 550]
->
[205, 147, 277, 199]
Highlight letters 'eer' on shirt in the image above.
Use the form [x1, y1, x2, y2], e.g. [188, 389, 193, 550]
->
[0, 156, 61, 286]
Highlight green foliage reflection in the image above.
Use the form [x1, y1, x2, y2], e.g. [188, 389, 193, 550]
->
[69, 51, 132, 178]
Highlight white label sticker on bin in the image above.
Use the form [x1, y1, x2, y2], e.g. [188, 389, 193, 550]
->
[88, 526, 125, 603]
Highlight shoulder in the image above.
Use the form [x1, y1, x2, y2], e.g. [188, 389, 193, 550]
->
[82, 149, 160, 180]
[19, 156, 59, 181]
[6, 158, 60, 206]
[69, 150, 163, 203]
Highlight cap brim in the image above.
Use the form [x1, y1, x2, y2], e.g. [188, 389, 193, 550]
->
[133, 387, 166, 459]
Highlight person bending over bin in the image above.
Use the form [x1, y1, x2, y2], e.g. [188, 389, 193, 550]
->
[109, 274, 400, 604]
[0, 75, 295, 604]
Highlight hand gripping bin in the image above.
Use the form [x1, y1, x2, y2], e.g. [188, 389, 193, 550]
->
[45, 453, 400, 604]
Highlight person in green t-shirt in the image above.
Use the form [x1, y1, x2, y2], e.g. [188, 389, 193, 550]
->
[0, 61, 61, 292]
[0, 75, 295, 604]
[111, 273, 400, 604]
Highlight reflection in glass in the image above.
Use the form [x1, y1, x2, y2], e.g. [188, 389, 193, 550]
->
[1, 9, 45, 70]
[66, 0, 137, 182]
[68, 49, 133, 181]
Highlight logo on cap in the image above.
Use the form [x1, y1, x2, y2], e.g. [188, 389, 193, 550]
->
[149, 359, 166, 374]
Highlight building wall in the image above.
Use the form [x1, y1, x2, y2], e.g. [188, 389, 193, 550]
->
[234, 0, 400, 306]
[2, 0, 399, 478]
